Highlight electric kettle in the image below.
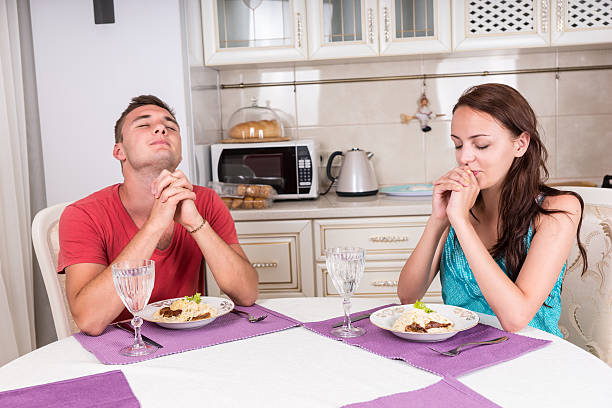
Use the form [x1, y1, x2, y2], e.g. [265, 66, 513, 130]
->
[326, 148, 378, 196]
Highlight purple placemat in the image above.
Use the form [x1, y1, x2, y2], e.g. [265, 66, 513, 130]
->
[342, 377, 500, 408]
[303, 305, 551, 378]
[74, 304, 300, 365]
[0, 370, 139, 408]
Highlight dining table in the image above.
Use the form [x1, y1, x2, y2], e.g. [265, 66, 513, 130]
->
[1, 297, 611, 407]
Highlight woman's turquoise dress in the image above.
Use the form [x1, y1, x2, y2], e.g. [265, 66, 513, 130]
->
[440, 225, 565, 337]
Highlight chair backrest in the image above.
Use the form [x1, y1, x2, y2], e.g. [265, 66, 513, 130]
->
[32, 201, 78, 340]
[558, 187, 612, 366]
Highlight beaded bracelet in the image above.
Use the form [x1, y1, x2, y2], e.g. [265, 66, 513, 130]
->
[188, 219, 206, 234]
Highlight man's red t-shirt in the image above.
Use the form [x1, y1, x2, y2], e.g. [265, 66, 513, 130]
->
[58, 184, 238, 322]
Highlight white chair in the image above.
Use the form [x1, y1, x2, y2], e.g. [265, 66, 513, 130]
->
[558, 187, 612, 366]
[32, 201, 78, 340]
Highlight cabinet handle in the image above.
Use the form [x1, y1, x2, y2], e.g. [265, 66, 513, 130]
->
[296, 12, 303, 48]
[555, 0, 564, 32]
[383, 6, 391, 42]
[252, 262, 278, 268]
[541, 0, 548, 33]
[369, 235, 409, 243]
[367, 8, 375, 44]
[372, 280, 398, 287]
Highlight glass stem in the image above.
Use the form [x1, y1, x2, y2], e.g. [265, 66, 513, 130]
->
[132, 315, 145, 348]
[343, 297, 352, 330]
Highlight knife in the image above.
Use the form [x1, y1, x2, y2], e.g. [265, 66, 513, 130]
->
[114, 322, 164, 348]
[332, 312, 372, 328]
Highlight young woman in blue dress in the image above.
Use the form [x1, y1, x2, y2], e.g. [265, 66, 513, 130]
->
[397, 83, 586, 336]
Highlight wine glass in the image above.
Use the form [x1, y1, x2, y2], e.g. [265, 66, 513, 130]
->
[111, 259, 157, 356]
[325, 247, 366, 338]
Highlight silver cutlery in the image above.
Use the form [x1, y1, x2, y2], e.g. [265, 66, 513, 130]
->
[427, 336, 508, 357]
[231, 309, 267, 323]
[332, 312, 371, 328]
[114, 322, 164, 349]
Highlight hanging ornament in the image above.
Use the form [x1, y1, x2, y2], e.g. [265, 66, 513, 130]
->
[400, 77, 444, 132]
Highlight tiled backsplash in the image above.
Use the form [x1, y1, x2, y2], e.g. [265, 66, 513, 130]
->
[191, 48, 612, 187]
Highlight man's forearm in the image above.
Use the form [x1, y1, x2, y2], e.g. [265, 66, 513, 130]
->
[69, 222, 166, 335]
[191, 222, 258, 305]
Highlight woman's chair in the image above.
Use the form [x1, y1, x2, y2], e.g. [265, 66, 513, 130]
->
[32, 201, 78, 340]
[558, 187, 612, 366]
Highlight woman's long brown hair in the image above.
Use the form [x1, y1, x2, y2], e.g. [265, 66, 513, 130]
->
[453, 83, 587, 281]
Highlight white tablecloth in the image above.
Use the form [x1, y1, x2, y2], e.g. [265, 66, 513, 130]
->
[1, 298, 611, 407]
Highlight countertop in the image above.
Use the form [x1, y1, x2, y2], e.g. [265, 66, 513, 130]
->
[229, 193, 433, 221]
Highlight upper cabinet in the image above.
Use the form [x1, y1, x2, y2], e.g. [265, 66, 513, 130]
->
[550, 0, 612, 46]
[378, 0, 452, 55]
[201, 0, 308, 65]
[306, 0, 451, 60]
[452, 0, 612, 51]
[196, 0, 612, 66]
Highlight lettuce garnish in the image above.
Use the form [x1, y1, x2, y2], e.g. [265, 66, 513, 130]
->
[414, 300, 434, 313]
[185, 292, 202, 304]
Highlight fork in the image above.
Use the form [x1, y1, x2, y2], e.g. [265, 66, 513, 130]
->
[231, 309, 267, 323]
[427, 336, 509, 357]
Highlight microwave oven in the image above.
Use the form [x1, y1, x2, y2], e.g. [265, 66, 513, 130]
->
[210, 140, 318, 200]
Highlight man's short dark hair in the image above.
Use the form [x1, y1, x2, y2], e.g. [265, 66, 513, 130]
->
[114, 95, 176, 143]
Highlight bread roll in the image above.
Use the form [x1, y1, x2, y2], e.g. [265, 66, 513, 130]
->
[236, 184, 247, 196]
[231, 198, 243, 209]
[221, 197, 233, 208]
[253, 198, 267, 209]
[228, 119, 281, 139]
[245, 185, 260, 197]
[258, 185, 273, 198]
[243, 197, 254, 209]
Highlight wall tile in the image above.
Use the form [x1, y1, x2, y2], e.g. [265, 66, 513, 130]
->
[424, 120, 455, 182]
[558, 70, 612, 115]
[219, 66, 294, 84]
[190, 68, 220, 144]
[423, 51, 556, 73]
[557, 48, 612, 67]
[295, 59, 421, 81]
[538, 116, 557, 179]
[296, 79, 422, 127]
[557, 115, 612, 179]
[299, 123, 426, 186]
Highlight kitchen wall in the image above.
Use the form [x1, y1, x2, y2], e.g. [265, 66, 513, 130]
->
[192, 47, 612, 188]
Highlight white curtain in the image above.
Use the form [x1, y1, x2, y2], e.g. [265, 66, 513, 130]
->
[0, 0, 35, 366]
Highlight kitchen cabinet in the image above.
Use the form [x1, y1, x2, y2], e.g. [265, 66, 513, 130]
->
[550, 0, 612, 46]
[313, 216, 443, 302]
[453, 0, 612, 51]
[201, 0, 308, 65]
[205, 219, 315, 298]
[307, 0, 451, 59]
[452, 0, 551, 51]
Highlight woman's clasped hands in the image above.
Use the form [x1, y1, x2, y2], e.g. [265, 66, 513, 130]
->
[432, 165, 480, 225]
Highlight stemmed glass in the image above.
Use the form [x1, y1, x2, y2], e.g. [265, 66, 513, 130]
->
[325, 247, 366, 338]
[111, 259, 157, 356]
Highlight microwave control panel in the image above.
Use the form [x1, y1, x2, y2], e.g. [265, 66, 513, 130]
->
[297, 146, 312, 194]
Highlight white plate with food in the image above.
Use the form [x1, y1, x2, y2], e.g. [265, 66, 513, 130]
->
[370, 302, 479, 342]
[142, 294, 234, 330]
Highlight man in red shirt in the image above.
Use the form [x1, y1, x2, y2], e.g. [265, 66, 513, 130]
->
[58, 95, 258, 336]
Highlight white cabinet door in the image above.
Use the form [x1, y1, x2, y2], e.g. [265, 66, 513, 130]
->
[550, 0, 612, 45]
[307, 0, 379, 60]
[205, 219, 315, 298]
[453, 0, 551, 51]
[378, 0, 451, 55]
[201, 0, 308, 66]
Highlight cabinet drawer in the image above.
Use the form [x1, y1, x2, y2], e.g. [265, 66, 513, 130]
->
[314, 216, 429, 262]
[205, 219, 314, 298]
[316, 261, 442, 304]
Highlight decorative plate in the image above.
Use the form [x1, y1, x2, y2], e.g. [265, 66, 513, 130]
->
[379, 184, 433, 197]
[142, 296, 234, 330]
[370, 303, 479, 342]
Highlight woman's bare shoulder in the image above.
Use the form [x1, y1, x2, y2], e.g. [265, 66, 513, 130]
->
[538, 193, 582, 227]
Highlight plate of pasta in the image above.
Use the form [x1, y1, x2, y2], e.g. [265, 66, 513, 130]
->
[369, 302, 479, 342]
[142, 294, 234, 330]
